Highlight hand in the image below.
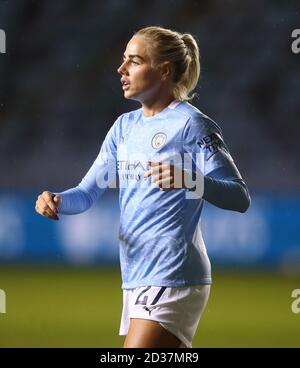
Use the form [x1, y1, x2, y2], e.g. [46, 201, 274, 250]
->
[143, 161, 185, 191]
[35, 191, 61, 220]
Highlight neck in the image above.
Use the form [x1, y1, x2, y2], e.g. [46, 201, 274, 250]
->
[141, 93, 175, 117]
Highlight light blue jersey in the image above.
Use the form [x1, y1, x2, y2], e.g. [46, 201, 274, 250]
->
[56, 101, 244, 288]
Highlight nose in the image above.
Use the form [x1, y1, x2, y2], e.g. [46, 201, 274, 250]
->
[117, 60, 128, 75]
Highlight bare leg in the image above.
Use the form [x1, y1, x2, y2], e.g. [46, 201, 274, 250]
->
[123, 318, 182, 348]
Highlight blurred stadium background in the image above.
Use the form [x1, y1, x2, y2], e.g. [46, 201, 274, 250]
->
[0, 0, 300, 347]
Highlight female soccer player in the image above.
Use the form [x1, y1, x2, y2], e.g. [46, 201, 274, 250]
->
[35, 26, 250, 348]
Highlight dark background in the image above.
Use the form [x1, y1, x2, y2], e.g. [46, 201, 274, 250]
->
[0, 0, 299, 192]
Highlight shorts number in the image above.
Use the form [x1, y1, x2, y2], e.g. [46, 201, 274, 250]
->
[135, 286, 151, 305]
[135, 286, 167, 305]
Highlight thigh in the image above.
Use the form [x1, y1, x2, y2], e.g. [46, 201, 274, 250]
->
[123, 318, 182, 348]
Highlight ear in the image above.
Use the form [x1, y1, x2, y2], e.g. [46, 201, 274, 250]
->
[160, 61, 173, 81]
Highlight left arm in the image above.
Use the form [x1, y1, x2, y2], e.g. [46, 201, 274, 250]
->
[144, 163, 250, 213]
[144, 115, 251, 213]
[183, 115, 251, 213]
[202, 166, 250, 213]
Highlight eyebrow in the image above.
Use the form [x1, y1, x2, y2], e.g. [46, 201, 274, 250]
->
[123, 53, 145, 61]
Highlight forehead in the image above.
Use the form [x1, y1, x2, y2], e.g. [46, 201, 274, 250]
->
[124, 36, 152, 60]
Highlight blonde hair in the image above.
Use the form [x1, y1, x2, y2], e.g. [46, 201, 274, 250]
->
[135, 26, 200, 101]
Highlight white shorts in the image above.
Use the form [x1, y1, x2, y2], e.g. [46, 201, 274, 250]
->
[119, 284, 211, 348]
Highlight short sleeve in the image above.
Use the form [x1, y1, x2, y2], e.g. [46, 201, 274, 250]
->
[182, 115, 243, 180]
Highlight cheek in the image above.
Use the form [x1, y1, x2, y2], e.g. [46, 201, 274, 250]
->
[134, 69, 160, 89]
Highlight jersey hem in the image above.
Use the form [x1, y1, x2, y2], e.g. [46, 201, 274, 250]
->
[121, 278, 212, 289]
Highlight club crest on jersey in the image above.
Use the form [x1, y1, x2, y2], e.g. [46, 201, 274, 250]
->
[151, 132, 167, 149]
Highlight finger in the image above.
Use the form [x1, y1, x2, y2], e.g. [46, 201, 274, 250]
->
[150, 163, 170, 175]
[151, 167, 172, 182]
[39, 196, 54, 212]
[148, 161, 161, 167]
[41, 191, 53, 202]
[149, 165, 163, 181]
[35, 203, 53, 219]
[143, 169, 153, 179]
[156, 177, 173, 190]
[145, 163, 170, 179]
[40, 193, 57, 213]
[46, 198, 57, 213]
[38, 198, 59, 220]
[44, 208, 59, 220]
[37, 204, 59, 220]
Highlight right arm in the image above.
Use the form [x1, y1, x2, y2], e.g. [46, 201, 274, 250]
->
[53, 158, 115, 215]
[35, 116, 120, 219]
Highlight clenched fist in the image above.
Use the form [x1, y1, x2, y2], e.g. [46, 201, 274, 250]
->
[35, 191, 61, 220]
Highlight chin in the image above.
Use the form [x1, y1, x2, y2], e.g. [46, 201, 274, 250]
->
[123, 90, 132, 98]
[124, 91, 140, 102]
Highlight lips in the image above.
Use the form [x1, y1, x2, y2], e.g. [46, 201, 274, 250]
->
[121, 78, 130, 90]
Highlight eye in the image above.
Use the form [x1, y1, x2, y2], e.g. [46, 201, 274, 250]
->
[121, 57, 140, 65]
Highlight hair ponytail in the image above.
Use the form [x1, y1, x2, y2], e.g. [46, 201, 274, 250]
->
[174, 33, 200, 101]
